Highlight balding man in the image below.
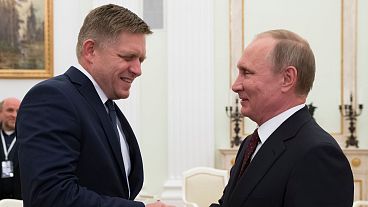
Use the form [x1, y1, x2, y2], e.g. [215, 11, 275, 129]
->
[211, 30, 353, 207]
[0, 97, 21, 199]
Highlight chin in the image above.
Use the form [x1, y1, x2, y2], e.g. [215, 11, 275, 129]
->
[118, 91, 130, 99]
[240, 108, 249, 116]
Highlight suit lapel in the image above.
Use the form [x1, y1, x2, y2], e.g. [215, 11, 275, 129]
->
[115, 108, 143, 198]
[228, 136, 285, 206]
[64, 67, 129, 192]
[223, 136, 252, 202]
[227, 107, 312, 206]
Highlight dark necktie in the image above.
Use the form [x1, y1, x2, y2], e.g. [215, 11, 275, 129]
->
[105, 99, 120, 141]
[238, 129, 260, 177]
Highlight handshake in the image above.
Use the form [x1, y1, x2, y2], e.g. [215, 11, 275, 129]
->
[138, 195, 175, 207]
[146, 200, 175, 207]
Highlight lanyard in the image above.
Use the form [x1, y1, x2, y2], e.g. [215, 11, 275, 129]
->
[1, 132, 16, 161]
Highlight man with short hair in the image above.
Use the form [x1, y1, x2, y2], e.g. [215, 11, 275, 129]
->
[17, 4, 168, 207]
[211, 29, 353, 207]
[0, 97, 21, 200]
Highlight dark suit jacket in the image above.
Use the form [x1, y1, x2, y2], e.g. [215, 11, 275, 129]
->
[211, 107, 353, 207]
[0, 134, 22, 199]
[16, 67, 144, 207]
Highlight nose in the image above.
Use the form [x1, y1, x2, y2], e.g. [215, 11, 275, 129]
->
[129, 59, 142, 77]
[231, 76, 243, 93]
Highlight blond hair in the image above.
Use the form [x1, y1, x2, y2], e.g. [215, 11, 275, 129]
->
[76, 4, 152, 58]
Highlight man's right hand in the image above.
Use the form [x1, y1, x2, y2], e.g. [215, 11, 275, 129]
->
[146, 200, 175, 207]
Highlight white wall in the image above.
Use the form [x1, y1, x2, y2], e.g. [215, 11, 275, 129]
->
[139, 29, 168, 196]
[213, 0, 231, 168]
[357, 0, 368, 148]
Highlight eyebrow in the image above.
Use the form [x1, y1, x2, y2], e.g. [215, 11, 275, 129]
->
[139, 56, 146, 62]
[118, 53, 146, 62]
[238, 64, 250, 71]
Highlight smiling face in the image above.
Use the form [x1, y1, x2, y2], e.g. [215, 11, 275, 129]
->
[86, 31, 146, 99]
[232, 37, 286, 125]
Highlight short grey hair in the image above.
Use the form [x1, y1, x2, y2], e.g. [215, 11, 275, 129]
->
[257, 29, 315, 95]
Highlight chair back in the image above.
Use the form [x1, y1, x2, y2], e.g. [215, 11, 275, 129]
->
[182, 167, 228, 207]
[353, 200, 368, 207]
[0, 199, 23, 207]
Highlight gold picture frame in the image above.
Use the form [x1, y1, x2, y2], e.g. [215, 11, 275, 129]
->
[0, 0, 53, 79]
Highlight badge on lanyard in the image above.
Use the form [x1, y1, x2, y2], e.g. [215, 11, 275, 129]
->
[1, 160, 14, 178]
[1, 132, 16, 178]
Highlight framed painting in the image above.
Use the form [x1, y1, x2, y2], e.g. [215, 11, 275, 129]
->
[0, 0, 53, 78]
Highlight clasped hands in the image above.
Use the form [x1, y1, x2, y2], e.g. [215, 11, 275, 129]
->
[146, 200, 175, 207]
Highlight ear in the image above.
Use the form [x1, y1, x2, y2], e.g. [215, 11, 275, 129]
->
[281, 66, 297, 93]
[81, 39, 96, 64]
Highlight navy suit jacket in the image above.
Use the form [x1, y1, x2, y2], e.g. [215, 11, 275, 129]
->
[16, 67, 144, 207]
[211, 107, 354, 207]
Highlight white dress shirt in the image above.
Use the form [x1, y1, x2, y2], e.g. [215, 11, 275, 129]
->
[252, 104, 306, 159]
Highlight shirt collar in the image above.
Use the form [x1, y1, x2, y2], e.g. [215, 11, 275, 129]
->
[74, 63, 108, 104]
[2, 129, 15, 136]
[257, 104, 305, 144]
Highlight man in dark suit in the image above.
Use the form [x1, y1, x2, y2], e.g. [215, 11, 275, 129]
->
[16, 4, 168, 207]
[211, 30, 353, 207]
[0, 97, 21, 199]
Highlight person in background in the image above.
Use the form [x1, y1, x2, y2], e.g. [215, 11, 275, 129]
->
[16, 4, 169, 207]
[211, 29, 353, 207]
[0, 97, 21, 200]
